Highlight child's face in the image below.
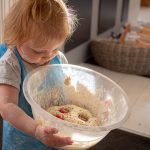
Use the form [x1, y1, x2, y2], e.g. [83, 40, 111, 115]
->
[18, 39, 64, 65]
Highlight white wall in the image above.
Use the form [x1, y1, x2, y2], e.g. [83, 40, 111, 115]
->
[0, 0, 16, 43]
[127, 0, 141, 25]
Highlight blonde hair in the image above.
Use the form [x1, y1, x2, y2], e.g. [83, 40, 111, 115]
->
[4, 0, 77, 47]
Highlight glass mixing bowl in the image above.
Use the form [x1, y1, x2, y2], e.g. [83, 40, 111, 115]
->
[23, 64, 129, 150]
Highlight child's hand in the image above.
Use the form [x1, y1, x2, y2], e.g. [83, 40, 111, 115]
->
[35, 124, 73, 147]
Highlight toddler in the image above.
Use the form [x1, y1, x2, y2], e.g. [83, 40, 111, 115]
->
[0, 0, 77, 149]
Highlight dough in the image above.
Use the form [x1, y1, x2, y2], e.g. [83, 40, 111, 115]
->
[47, 104, 100, 126]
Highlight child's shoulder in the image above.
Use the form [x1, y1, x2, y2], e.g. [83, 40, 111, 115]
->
[0, 48, 19, 65]
[0, 48, 21, 90]
[0, 48, 20, 71]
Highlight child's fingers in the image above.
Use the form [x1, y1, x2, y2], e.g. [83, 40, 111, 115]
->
[43, 125, 58, 134]
[64, 137, 73, 144]
[52, 136, 73, 147]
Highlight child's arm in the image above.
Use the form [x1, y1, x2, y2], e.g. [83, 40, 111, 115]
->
[0, 84, 73, 147]
[0, 85, 37, 135]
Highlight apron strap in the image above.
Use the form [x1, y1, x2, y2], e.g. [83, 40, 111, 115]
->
[50, 55, 61, 64]
[13, 47, 25, 87]
[0, 44, 8, 57]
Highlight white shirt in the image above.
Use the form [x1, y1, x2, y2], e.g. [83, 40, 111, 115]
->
[0, 49, 68, 90]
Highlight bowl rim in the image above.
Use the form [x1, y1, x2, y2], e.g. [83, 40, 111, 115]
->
[23, 64, 130, 132]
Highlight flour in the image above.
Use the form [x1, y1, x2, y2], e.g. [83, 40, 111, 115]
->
[29, 75, 114, 126]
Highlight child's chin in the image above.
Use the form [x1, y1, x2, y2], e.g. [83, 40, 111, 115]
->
[37, 61, 49, 66]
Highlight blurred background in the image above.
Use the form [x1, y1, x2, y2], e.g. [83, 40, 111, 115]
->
[0, 0, 149, 64]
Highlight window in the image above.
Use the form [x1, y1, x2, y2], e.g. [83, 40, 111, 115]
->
[121, 0, 129, 22]
[64, 0, 92, 52]
[98, 0, 117, 34]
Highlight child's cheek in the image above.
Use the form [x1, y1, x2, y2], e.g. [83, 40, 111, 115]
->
[21, 52, 39, 63]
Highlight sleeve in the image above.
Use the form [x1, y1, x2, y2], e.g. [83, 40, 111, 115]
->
[57, 51, 68, 64]
[0, 50, 21, 90]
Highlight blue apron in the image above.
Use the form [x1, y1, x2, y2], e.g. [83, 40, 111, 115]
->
[0, 44, 60, 150]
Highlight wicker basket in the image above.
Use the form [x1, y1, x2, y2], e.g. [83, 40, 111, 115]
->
[90, 39, 150, 76]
